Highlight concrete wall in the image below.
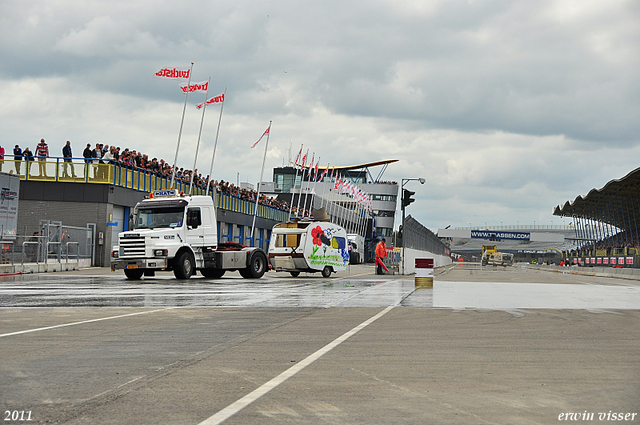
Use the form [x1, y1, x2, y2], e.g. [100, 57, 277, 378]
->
[401, 247, 453, 274]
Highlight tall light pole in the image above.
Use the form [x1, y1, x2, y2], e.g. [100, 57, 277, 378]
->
[401, 177, 425, 274]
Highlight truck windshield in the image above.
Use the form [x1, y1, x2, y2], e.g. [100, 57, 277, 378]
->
[134, 207, 184, 229]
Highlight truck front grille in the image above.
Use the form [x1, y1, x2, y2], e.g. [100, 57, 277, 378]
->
[119, 236, 145, 258]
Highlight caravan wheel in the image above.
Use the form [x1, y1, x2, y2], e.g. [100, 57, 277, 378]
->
[321, 266, 332, 278]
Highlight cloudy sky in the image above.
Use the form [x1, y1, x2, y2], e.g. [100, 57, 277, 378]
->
[1, 0, 639, 231]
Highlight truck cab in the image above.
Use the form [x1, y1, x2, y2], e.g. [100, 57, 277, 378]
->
[110, 190, 267, 280]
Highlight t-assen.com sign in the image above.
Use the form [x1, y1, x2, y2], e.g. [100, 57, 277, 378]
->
[0, 172, 19, 239]
[471, 230, 530, 241]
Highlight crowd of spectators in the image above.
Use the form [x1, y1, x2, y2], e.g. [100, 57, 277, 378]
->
[82, 143, 313, 217]
[569, 231, 639, 258]
[11, 139, 320, 217]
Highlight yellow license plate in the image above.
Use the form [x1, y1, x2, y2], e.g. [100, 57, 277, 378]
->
[126, 265, 139, 269]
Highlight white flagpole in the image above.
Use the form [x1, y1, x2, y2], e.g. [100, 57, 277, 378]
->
[189, 77, 211, 195]
[309, 156, 320, 216]
[171, 62, 194, 189]
[288, 144, 302, 221]
[302, 152, 314, 218]
[251, 121, 271, 240]
[205, 87, 227, 197]
[295, 149, 308, 218]
[359, 198, 367, 237]
[330, 169, 338, 224]
[318, 163, 330, 210]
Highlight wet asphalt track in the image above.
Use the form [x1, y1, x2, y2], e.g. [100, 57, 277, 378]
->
[1, 264, 639, 424]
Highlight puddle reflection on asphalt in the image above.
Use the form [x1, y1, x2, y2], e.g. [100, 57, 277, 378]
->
[430, 281, 640, 310]
[1, 274, 640, 310]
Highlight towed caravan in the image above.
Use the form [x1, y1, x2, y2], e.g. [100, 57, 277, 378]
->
[269, 220, 350, 277]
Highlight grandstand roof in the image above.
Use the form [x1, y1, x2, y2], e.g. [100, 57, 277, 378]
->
[553, 166, 640, 230]
[295, 159, 399, 171]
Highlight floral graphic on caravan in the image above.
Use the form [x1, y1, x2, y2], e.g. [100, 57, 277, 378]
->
[309, 225, 348, 266]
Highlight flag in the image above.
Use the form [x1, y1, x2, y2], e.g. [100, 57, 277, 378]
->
[196, 93, 225, 109]
[313, 161, 319, 181]
[293, 146, 303, 167]
[154, 66, 191, 80]
[309, 154, 315, 175]
[180, 80, 209, 93]
[319, 165, 328, 182]
[251, 125, 270, 149]
[301, 151, 307, 169]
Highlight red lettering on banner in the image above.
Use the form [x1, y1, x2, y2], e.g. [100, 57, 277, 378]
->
[180, 81, 209, 93]
[154, 67, 191, 80]
[196, 93, 225, 109]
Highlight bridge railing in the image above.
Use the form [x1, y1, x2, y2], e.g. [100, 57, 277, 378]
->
[7, 158, 289, 222]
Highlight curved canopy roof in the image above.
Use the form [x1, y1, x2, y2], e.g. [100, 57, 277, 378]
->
[295, 159, 399, 171]
[553, 166, 640, 230]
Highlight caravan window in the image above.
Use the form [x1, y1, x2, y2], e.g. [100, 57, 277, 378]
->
[274, 233, 301, 248]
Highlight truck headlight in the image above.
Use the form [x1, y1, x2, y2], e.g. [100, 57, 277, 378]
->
[154, 249, 168, 257]
[111, 250, 119, 259]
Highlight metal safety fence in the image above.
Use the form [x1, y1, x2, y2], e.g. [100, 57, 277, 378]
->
[4, 222, 95, 266]
[403, 215, 449, 256]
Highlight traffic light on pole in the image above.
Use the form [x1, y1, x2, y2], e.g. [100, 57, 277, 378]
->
[402, 189, 415, 208]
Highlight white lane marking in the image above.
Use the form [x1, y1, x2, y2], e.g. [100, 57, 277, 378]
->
[198, 304, 399, 425]
[0, 309, 168, 338]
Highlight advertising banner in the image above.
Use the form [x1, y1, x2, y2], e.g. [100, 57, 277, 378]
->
[0, 172, 19, 239]
[470, 230, 530, 241]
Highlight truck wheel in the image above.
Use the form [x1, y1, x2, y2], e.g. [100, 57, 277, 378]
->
[173, 251, 194, 279]
[321, 266, 332, 278]
[124, 269, 144, 280]
[289, 271, 300, 277]
[241, 251, 267, 279]
[201, 268, 225, 278]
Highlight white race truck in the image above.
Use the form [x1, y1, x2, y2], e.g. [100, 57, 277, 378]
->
[110, 189, 268, 280]
[268, 220, 350, 277]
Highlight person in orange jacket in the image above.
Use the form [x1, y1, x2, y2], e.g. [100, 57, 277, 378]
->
[375, 237, 387, 275]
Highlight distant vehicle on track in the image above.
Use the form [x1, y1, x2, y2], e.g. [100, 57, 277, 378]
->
[485, 252, 514, 267]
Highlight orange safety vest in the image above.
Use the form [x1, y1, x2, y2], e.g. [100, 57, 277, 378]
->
[375, 242, 387, 259]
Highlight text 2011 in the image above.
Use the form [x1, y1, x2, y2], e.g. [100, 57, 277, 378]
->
[4, 411, 32, 421]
